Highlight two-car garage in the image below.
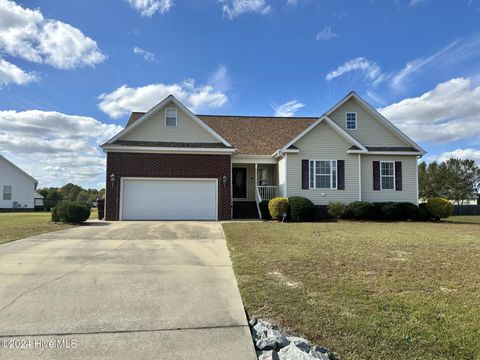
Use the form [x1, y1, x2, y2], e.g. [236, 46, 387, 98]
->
[120, 178, 218, 221]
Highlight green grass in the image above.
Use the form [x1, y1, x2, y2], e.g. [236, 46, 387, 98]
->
[0, 212, 75, 245]
[446, 215, 480, 224]
[223, 221, 480, 360]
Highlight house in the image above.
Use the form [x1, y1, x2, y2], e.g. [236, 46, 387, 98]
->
[0, 155, 44, 210]
[101, 92, 425, 221]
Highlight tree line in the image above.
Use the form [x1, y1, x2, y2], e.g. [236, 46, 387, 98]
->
[419, 158, 480, 204]
[38, 183, 105, 210]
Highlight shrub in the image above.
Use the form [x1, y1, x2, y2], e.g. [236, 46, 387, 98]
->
[426, 197, 453, 219]
[289, 196, 315, 222]
[328, 202, 346, 220]
[51, 202, 91, 223]
[268, 197, 289, 221]
[415, 207, 429, 221]
[345, 201, 375, 220]
[259, 200, 271, 220]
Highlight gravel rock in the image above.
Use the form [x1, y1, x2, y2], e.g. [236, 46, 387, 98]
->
[278, 343, 317, 360]
[309, 346, 330, 360]
[258, 350, 280, 360]
[286, 336, 311, 352]
[252, 320, 289, 351]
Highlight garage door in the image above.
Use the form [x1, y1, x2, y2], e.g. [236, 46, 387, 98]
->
[121, 178, 217, 220]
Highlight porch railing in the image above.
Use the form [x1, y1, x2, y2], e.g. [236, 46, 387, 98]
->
[257, 186, 278, 201]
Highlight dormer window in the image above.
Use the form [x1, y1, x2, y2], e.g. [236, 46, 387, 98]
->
[165, 108, 177, 127]
[346, 112, 357, 130]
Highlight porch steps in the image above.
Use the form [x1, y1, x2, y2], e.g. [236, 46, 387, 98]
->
[233, 201, 259, 219]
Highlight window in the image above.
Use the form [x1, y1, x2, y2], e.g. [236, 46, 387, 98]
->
[3, 186, 12, 200]
[346, 112, 357, 130]
[309, 160, 337, 189]
[381, 161, 395, 190]
[165, 108, 177, 127]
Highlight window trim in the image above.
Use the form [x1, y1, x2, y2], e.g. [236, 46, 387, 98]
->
[3, 185, 12, 201]
[165, 107, 178, 127]
[309, 160, 338, 190]
[345, 112, 357, 130]
[380, 161, 395, 190]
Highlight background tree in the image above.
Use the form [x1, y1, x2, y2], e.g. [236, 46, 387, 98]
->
[419, 158, 480, 204]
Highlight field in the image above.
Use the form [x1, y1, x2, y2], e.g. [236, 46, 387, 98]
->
[223, 219, 480, 359]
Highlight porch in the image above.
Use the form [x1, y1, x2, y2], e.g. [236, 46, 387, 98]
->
[231, 160, 279, 219]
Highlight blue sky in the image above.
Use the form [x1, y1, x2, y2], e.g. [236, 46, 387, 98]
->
[1, 0, 480, 188]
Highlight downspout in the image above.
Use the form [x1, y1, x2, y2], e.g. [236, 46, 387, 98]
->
[358, 154, 362, 201]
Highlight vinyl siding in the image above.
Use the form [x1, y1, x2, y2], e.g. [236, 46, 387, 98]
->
[123, 101, 220, 143]
[286, 121, 360, 205]
[361, 155, 418, 203]
[278, 156, 287, 197]
[0, 158, 36, 209]
[329, 98, 409, 147]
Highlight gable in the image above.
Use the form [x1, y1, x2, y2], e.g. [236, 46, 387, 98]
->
[122, 101, 220, 143]
[328, 97, 410, 147]
[293, 121, 351, 153]
[0, 156, 37, 185]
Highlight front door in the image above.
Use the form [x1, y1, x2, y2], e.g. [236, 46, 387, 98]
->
[232, 168, 247, 199]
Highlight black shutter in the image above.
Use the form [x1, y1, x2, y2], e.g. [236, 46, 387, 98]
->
[373, 161, 380, 191]
[337, 160, 345, 190]
[302, 160, 309, 189]
[395, 161, 403, 191]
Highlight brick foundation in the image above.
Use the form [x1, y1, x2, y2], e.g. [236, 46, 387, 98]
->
[105, 152, 231, 220]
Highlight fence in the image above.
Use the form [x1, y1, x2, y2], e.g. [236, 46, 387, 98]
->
[453, 205, 480, 216]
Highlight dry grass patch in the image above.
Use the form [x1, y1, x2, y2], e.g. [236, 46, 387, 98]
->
[223, 221, 480, 360]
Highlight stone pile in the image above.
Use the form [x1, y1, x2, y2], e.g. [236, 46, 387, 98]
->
[249, 318, 335, 360]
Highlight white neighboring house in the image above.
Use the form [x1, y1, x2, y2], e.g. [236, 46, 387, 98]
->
[0, 155, 44, 210]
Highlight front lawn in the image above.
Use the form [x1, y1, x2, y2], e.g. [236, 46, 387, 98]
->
[0, 212, 74, 245]
[446, 215, 480, 224]
[223, 221, 480, 360]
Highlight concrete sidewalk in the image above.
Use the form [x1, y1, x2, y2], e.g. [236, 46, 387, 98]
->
[0, 222, 256, 359]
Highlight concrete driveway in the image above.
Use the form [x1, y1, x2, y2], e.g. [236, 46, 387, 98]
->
[0, 222, 256, 359]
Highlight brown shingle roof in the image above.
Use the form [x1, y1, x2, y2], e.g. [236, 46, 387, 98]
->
[125, 113, 317, 155]
[199, 115, 316, 155]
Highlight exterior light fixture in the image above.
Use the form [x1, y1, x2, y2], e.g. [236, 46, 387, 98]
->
[222, 175, 228, 187]
[110, 173, 115, 184]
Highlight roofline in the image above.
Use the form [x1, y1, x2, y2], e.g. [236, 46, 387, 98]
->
[198, 114, 318, 120]
[102, 144, 236, 154]
[325, 92, 426, 155]
[348, 150, 424, 156]
[105, 95, 232, 147]
[0, 155, 38, 186]
[279, 115, 368, 153]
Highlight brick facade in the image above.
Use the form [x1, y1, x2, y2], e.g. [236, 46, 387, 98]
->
[105, 152, 232, 221]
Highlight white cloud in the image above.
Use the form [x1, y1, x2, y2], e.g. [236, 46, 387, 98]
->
[0, 110, 122, 188]
[379, 77, 480, 143]
[325, 57, 384, 83]
[220, 0, 271, 19]
[316, 26, 337, 41]
[98, 79, 229, 119]
[272, 100, 305, 117]
[0, 0, 106, 70]
[208, 65, 230, 92]
[287, 0, 298, 5]
[126, 0, 173, 16]
[409, 0, 427, 7]
[0, 58, 38, 86]
[133, 46, 156, 62]
[430, 148, 480, 164]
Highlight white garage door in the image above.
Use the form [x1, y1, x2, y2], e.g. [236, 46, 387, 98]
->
[121, 178, 217, 220]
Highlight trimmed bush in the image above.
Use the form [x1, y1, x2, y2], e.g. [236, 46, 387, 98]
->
[289, 196, 315, 222]
[51, 202, 91, 223]
[426, 197, 453, 219]
[268, 197, 289, 221]
[415, 207, 429, 221]
[259, 200, 272, 220]
[328, 201, 346, 220]
[345, 201, 375, 220]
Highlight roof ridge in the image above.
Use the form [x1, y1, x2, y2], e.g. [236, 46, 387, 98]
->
[197, 114, 318, 119]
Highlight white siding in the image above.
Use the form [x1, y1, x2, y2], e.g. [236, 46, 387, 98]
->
[124, 101, 220, 143]
[278, 156, 287, 197]
[0, 158, 37, 209]
[361, 155, 418, 203]
[287, 122, 360, 205]
[329, 98, 409, 147]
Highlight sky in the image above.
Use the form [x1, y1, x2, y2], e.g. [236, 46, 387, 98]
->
[1, 0, 480, 189]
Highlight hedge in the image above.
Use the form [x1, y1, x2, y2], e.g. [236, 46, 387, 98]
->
[289, 196, 315, 222]
[425, 197, 453, 219]
[52, 202, 91, 223]
[259, 200, 272, 220]
[343, 201, 427, 221]
[268, 197, 289, 220]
